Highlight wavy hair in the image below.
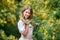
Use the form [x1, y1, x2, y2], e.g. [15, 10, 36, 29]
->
[20, 5, 33, 20]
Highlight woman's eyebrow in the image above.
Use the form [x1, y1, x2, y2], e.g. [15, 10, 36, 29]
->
[26, 11, 30, 13]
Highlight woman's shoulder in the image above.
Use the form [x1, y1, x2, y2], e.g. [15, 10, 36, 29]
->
[18, 19, 24, 24]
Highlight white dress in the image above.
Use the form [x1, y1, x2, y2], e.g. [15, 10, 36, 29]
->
[18, 20, 34, 40]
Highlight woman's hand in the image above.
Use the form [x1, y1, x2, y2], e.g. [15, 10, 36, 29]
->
[22, 24, 29, 37]
[21, 18, 28, 25]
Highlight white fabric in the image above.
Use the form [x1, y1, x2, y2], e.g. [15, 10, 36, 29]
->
[18, 20, 34, 40]
[18, 20, 25, 34]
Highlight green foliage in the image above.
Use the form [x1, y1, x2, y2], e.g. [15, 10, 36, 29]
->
[19, 0, 60, 40]
[0, 0, 60, 40]
[0, 0, 20, 40]
[0, 30, 18, 40]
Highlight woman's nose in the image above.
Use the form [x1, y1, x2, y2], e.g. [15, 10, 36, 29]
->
[27, 13, 30, 16]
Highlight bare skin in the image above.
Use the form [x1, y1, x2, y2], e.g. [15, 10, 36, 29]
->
[22, 24, 29, 37]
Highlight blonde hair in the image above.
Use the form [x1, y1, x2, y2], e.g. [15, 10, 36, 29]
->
[20, 5, 33, 20]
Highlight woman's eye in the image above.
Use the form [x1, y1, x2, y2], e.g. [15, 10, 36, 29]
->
[26, 12, 28, 13]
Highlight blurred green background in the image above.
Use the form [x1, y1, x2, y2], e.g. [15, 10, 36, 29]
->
[0, 0, 60, 40]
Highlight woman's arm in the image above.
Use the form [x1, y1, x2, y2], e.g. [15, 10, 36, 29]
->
[21, 19, 29, 37]
[18, 20, 29, 37]
[22, 24, 29, 37]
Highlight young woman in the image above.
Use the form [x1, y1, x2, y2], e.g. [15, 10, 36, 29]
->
[18, 6, 39, 40]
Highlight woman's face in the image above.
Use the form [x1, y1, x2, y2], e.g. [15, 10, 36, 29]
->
[23, 9, 31, 19]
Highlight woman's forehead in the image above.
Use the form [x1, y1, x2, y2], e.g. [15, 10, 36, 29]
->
[25, 9, 30, 12]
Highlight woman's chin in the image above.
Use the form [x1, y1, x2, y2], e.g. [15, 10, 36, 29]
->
[25, 17, 28, 19]
[25, 17, 29, 19]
